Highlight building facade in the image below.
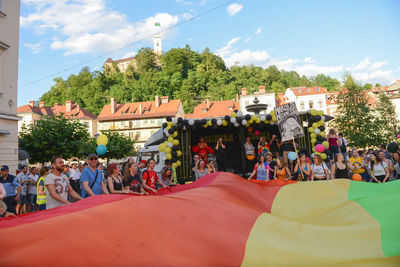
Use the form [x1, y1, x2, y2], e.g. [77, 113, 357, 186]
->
[0, 0, 20, 173]
[97, 96, 184, 149]
[186, 99, 239, 119]
[17, 101, 98, 137]
[284, 86, 328, 114]
[239, 86, 276, 114]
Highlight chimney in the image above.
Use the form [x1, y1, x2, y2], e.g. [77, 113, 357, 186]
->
[205, 98, 210, 110]
[39, 102, 45, 108]
[241, 87, 247, 96]
[258, 86, 266, 94]
[155, 95, 160, 108]
[139, 104, 143, 115]
[66, 100, 72, 112]
[161, 96, 169, 104]
[29, 100, 35, 107]
[76, 105, 80, 112]
[111, 98, 116, 114]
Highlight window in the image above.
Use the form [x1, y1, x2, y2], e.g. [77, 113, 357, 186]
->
[143, 120, 147, 124]
[136, 120, 140, 127]
[297, 89, 302, 94]
[309, 101, 314, 109]
[306, 88, 311, 93]
[120, 121, 125, 126]
[316, 87, 320, 93]
[150, 119, 154, 123]
[318, 100, 323, 108]
[228, 107, 233, 110]
[202, 108, 207, 113]
[158, 118, 163, 126]
[300, 101, 305, 110]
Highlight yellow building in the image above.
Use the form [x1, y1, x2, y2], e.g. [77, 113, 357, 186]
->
[0, 0, 20, 173]
[97, 96, 184, 150]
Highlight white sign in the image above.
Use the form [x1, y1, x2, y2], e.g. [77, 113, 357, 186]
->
[274, 102, 304, 142]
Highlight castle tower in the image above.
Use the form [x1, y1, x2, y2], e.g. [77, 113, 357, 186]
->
[153, 34, 162, 55]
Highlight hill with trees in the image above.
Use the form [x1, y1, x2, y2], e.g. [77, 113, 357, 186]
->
[41, 45, 354, 114]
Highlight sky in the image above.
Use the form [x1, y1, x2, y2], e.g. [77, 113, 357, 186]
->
[18, 0, 400, 106]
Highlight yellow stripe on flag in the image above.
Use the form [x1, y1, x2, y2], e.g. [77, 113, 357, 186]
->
[241, 180, 400, 266]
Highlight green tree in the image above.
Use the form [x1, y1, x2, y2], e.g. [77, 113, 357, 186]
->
[19, 115, 91, 163]
[135, 47, 158, 74]
[333, 74, 382, 148]
[311, 74, 340, 92]
[375, 93, 399, 143]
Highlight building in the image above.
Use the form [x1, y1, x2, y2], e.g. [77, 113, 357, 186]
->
[186, 99, 239, 119]
[97, 96, 184, 149]
[239, 86, 276, 114]
[0, 0, 20, 173]
[326, 91, 339, 116]
[283, 86, 328, 114]
[17, 101, 98, 137]
[104, 34, 162, 73]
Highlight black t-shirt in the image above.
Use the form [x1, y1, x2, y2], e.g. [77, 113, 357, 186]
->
[122, 174, 142, 193]
[267, 160, 277, 171]
[282, 141, 294, 152]
[270, 140, 279, 153]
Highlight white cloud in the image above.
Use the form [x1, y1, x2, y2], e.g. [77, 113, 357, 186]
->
[175, 0, 194, 5]
[304, 57, 316, 64]
[255, 27, 263, 34]
[216, 38, 395, 85]
[244, 37, 251, 43]
[21, 0, 179, 55]
[216, 37, 240, 58]
[24, 42, 42, 53]
[227, 3, 243, 17]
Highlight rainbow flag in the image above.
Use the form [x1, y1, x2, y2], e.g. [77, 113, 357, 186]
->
[0, 173, 399, 266]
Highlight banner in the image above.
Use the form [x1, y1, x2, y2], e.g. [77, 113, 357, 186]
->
[274, 102, 304, 142]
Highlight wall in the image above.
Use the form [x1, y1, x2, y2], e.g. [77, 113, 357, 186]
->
[0, 0, 20, 173]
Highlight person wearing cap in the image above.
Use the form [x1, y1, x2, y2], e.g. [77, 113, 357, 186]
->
[0, 165, 22, 214]
[81, 153, 110, 198]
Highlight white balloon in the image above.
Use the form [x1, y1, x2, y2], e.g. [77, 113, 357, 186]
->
[237, 111, 243, 117]
[168, 142, 173, 148]
[230, 117, 236, 123]
[260, 115, 266, 121]
[189, 119, 194, 126]
[217, 119, 222, 126]
[242, 119, 247, 125]
[314, 128, 321, 134]
[172, 118, 178, 124]
[234, 122, 240, 127]
[321, 115, 325, 121]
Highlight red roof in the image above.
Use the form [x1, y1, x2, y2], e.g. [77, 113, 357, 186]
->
[97, 99, 182, 121]
[185, 100, 239, 119]
[17, 102, 96, 120]
[290, 86, 328, 96]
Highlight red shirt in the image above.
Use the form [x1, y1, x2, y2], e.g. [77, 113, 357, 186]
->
[142, 169, 158, 191]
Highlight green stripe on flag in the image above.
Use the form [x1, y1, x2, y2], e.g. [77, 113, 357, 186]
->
[154, 22, 160, 26]
[348, 180, 400, 257]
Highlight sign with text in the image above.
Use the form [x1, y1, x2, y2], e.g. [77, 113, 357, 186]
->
[274, 102, 304, 142]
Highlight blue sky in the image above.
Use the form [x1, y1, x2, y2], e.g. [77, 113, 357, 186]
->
[18, 0, 400, 106]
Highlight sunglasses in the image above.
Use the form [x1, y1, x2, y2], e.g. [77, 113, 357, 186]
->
[89, 157, 98, 161]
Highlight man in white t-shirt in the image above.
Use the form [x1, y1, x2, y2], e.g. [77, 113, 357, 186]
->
[27, 167, 39, 212]
[45, 156, 82, 209]
[15, 165, 29, 214]
[69, 163, 81, 195]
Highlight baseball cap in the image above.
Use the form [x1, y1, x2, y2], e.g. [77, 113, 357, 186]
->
[1, 165, 9, 171]
[88, 153, 98, 159]
[140, 160, 147, 164]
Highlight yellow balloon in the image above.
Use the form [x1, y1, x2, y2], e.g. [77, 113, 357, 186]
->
[312, 147, 316, 152]
[320, 132, 326, 138]
[270, 110, 275, 116]
[207, 120, 212, 126]
[321, 153, 327, 160]
[318, 110, 324, 116]
[272, 116, 277, 122]
[177, 151, 182, 157]
[397, 138, 400, 143]
[231, 112, 237, 118]
[222, 120, 228, 126]
[310, 109, 317, 116]
[165, 147, 171, 154]
[311, 138, 317, 144]
[312, 123, 318, 128]
[173, 139, 179, 146]
[167, 122, 173, 127]
[172, 163, 177, 168]
[308, 127, 314, 133]
[251, 115, 258, 121]
[168, 136, 174, 142]
[310, 133, 317, 138]
[166, 153, 172, 160]
[322, 141, 329, 148]
[202, 124, 208, 128]
[159, 143, 166, 152]
[255, 118, 261, 124]
[97, 134, 108, 146]
[176, 160, 181, 167]
[264, 120, 270, 124]
[172, 131, 178, 137]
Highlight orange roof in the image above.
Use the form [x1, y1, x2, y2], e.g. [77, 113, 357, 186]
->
[185, 100, 239, 119]
[17, 102, 96, 120]
[290, 86, 328, 96]
[98, 99, 182, 121]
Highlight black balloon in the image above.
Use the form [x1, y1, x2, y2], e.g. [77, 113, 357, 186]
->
[224, 115, 230, 121]
[266, 114, 272, 121]
[387, 142, 399, 153]
[168, 128, 175, 134]
[166, 116, 172, 122]
[315, 115, 321, 121]
[211, 118, 217, 124]
[172, 151, 177, 157]
[162, 122, 168, 128]
[201, 119, 207, 125]
[245, 114, 252, 121]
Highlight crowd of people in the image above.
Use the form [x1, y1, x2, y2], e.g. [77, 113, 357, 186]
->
[1, 128, 398, 218]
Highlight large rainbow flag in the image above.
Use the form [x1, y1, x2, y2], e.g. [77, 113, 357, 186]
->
[0, 172, 399, 266]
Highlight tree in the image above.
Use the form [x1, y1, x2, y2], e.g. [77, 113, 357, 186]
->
[135, 47, 158, 74]
[333, 74, 381, 148]
[375, 93, 399, 143]
[19, 115, 91, 163]
[81, 130, 136, 162]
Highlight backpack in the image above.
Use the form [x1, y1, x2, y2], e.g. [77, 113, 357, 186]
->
[339, 138, 347, 153]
